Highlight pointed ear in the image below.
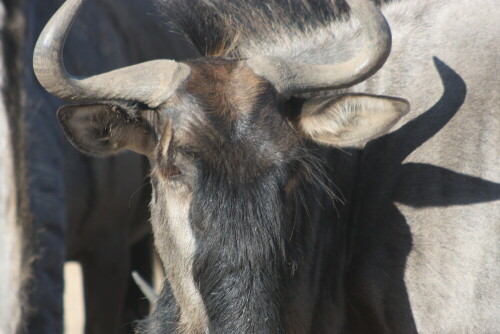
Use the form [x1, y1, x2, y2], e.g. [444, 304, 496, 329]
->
[57, 104, 155, 157]
[295, 94, 410, 147]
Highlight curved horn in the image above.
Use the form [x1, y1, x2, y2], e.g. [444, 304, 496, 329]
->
[246, 0, 391, 96]
[33, 0, 190, 107]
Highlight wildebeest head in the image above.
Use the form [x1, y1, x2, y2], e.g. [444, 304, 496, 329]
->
[34, 0, 409, 332]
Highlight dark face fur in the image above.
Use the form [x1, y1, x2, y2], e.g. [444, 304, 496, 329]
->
[57, 57, 408, 333]
[146, 58, 302, 333]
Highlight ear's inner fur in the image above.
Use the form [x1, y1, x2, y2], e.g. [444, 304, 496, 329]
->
[57, 104, 155, 156]
[297, 94, 409, 147]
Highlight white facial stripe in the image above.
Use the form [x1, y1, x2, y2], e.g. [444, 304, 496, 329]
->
[161, 119, 173, 158]
[151, 173, 208, 333]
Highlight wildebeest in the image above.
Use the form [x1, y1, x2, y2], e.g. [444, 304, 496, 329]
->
[35, 0, 499, 333]
[1, 0, 195, 333]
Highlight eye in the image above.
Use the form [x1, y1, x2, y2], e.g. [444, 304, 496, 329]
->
[163, 165, 182, 178]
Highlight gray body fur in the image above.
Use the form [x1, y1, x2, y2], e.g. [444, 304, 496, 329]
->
[0, 3, 22, 330]
[0, 1, 29, 332]
[355, 2, 499, 331]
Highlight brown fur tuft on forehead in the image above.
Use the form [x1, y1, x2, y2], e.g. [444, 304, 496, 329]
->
[175, 58, 300, 177]
[184, 58, 274, 120]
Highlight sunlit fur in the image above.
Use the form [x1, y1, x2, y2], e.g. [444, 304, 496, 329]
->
[0, 2, 32, 332]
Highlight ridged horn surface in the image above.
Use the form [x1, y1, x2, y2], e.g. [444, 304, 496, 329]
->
[246, 0, 391, 96]
[33, 0, 189, 107]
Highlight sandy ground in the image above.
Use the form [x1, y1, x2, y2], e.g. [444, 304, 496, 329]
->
[64, 262, 84, 334]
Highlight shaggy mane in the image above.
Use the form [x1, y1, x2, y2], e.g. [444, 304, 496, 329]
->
[155, 0, 356, 57]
